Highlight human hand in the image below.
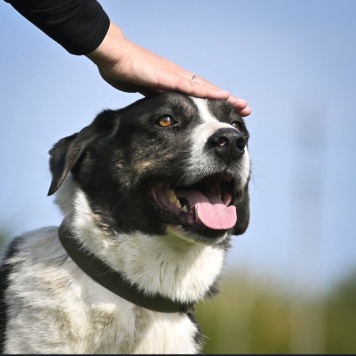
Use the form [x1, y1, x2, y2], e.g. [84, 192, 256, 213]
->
[87, 22, 251, 117]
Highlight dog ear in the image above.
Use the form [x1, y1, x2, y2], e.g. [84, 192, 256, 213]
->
[47, 110, 119, 196]
[233, 185, 250, 236]
[47, 126, 96, 196]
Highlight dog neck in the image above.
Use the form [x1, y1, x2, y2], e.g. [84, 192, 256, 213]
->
[58, 223, 194, 313]
[55, 176, 226, 306]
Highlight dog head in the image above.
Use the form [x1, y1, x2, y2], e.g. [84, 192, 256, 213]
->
[48, 92, 250, 245]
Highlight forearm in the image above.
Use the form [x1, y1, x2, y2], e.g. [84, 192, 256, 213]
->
[86, 21, 128, 69]
[5, 0, 110, 55]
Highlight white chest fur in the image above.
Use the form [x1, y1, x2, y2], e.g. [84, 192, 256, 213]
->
[5, 227, 200, 353]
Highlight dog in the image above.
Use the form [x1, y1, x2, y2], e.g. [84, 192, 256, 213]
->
[0, 92, 250, 353]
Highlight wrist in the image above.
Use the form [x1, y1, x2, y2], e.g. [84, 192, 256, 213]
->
[86, 22, 127, 69]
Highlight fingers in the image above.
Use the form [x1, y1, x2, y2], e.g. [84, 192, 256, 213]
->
[153, 70, 228, 99]
[155, 63, 251, 116]
[188, 77, 252, 116]
[182, 77, 231, 100]
[226, 96, 251, 117]
[173, 75, 252, 117]
[188, 75, 225, 93]
[144, 73, 252, 117]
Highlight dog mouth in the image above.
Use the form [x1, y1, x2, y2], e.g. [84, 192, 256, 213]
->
[151, 172, 237, 231]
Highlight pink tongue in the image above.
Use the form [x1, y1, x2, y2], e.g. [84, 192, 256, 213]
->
[176, 190, 237, 230]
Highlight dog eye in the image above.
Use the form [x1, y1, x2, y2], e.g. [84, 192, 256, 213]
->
[231, 121, 249, 139]
[156, 115, 176, 128]
[231, 121, 243, 131]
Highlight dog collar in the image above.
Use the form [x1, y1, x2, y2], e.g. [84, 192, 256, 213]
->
[58, 224, 195, 314]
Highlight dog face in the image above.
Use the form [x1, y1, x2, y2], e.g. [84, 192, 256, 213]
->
[48, 92, 250, 245]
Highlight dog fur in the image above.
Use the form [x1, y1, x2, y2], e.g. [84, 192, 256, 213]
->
[0, 92, 250, 354]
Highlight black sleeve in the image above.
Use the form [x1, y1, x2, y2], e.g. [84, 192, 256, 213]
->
[5, 0, 110, 55]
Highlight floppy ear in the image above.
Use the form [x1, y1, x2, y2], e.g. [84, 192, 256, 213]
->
[47, 110, 119, 196]
[233, 185, 250, 236]
[47, 126, 97, 196]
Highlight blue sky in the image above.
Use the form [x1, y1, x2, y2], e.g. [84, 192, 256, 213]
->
[1, 0, 356, 293]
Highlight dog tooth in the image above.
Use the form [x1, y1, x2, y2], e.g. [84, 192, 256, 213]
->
[181, 206, 188, 213]
[167, 189, 179, 204]
[166, 189, 172, 200]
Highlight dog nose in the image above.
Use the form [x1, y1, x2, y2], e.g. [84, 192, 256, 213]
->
[207, 128, 246, 162]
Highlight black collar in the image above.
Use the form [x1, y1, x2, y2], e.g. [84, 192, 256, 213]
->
[58, 223, 194, 314]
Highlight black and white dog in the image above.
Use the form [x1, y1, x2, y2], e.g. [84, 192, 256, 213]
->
[0, 92, 250, 354]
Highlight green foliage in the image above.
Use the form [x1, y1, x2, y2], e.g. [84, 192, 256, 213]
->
[196, 271, 356, 354]
[324, 271, 356, 354]
[196, 273, 292, 353]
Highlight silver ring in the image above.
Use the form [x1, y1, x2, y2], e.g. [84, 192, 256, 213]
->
[191, 75, 197, 82]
